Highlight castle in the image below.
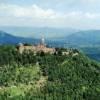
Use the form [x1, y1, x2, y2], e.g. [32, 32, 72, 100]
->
[18, 35, 55, 54]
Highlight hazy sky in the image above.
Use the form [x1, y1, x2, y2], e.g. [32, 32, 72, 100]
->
[0, 0, 100, 29]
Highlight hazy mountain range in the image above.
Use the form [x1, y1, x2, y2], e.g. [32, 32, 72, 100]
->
[0, 27, 100, 47]
[0, 27, 77, 38]
[0, 30, 39, 45]
[1, 28, 100, 61]
[63, 30, 100, 47]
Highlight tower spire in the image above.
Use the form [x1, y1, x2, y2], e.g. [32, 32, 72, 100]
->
[41, 34, 45, 45]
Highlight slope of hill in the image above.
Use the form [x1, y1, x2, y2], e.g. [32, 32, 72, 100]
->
[0, 31, 39, 44]
[65, 30, 100, 46]
[40, 30, 100, 48]
[1, 30, 100, 61]
[46, 30, 100, 61]
[0, 46, 99, 100]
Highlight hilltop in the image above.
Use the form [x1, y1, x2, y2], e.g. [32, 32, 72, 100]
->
[1, 30, 100, 61]
[0, 45, 99, 100]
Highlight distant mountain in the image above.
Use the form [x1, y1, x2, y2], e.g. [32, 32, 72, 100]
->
[1, 29, 100, 47]
[46, 30, 100, 48]
[0, 31, 39, 44]
[59, 30, 100, 47]
[0, 26, 77, 38]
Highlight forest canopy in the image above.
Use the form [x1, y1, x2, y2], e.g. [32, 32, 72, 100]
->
[0, 45, 99, 100]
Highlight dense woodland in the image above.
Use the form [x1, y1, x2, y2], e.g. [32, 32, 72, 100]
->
[0, 45, 100, 100]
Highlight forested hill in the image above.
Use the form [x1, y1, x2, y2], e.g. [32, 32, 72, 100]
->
[0, 45, 100, 100]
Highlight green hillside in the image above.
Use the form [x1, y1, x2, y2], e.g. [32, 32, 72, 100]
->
[0, 45, 100, 100]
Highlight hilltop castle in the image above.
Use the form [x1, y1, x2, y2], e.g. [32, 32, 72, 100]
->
[18, 35, 55, 54]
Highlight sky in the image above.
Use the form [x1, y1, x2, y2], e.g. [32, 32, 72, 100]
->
[0, 0, 100, 29]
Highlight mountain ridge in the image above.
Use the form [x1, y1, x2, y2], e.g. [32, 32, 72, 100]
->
[1, 29, 100, 47]
[0, 30, 39, 44]
[0, 26, 77, 38]
[65, 30, 100, 46]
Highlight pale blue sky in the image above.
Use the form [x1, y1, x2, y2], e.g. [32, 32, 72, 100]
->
[0, 0, 100, 29]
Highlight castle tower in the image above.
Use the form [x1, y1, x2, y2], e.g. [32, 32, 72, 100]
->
[41, 34, 45, 46]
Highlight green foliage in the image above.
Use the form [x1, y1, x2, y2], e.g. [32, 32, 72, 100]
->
[0, 45, 99, 100]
